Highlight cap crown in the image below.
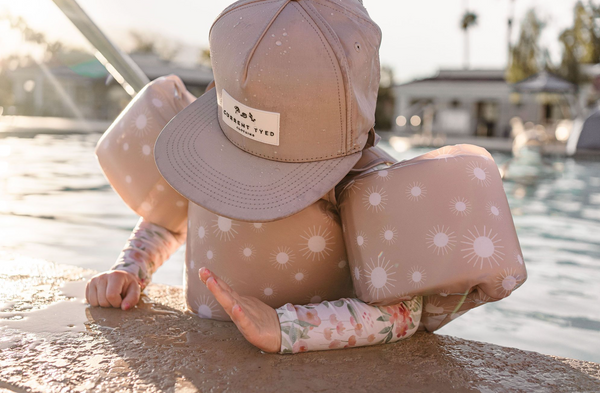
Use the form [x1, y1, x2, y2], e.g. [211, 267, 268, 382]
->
[210, 0, 382, 163]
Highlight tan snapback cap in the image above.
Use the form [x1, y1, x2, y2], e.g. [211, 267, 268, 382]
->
[155, 0, 382, 222]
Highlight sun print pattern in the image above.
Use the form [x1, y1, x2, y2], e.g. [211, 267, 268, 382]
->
[486, 201, 502, 220]
[240, 243, 256, 262]
[466, 161, 492, 186]
[407, 266, 427, 288]
[355, 231, 368, 249]
[406, 181, 427, 201]
[193, 295, 225, 320]
[424, 145, 462, 161]
[365, 252, 397, 299]
[261, 284, 277, 300]
[363, 186, 388, 212]
[461, 226, 505, 268]
[292, 269, 308, 284]
[376, 169, 393, 181]
[380, 225, 398, 245]
[426, 225, 457, 256]
[300, 226, 334, 261]
[212, 216, 239, 241]
[270, 246, 296, 270]
[195, 221, 209, 244]
[495, 268, 520, 297]
[449, 197, 472, 216]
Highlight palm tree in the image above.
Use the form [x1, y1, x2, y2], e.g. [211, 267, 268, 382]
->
[461, 10, 478, 69]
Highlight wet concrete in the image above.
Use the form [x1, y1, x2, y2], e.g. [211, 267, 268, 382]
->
[0, 256, 598, 392]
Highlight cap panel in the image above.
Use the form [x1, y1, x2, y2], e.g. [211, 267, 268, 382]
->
[210, 0, 349, 162]
[311, 0, 382, 152]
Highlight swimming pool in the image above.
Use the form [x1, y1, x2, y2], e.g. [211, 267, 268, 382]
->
[1, 132, 599, 363]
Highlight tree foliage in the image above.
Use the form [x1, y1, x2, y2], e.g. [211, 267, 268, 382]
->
[557, 1, 600, 85]
[506, 10, 549, 83]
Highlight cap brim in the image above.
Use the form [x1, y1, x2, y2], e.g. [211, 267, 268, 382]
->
[155, 88, 361, 222]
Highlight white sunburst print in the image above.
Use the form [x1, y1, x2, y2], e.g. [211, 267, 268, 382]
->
[307, 291, 325, 304]
[291, 269, 308, 284]
[424, 145, 462, 161]
[363, 186, 388, 213]
[130, 106, 153, 137]
[261, 284, 277, 300]
[299, 226, 334, 261]
[380, 225, 398, 245]
[486, 201, 502, 220]
[495, 268, 521, 297]
[461, 226, 505, 269]
[240, 243, 256, 262]
[270, 246, 296, 270]
[212, 216, 239, 241]
[193, 295, 224, 319]
[449, 197, 472, 216]
[424, 298, 446, 314]
[466, 161, 492, 187]
[204, 248, 216, 264]
[195, 221, 209, 244]
[138, 142, 153, 159]
[515, 252, 524, 265]
[376, 169, 393, 181]
[406, 181, 427, 202]
[426, 225, 457, 256]
[338, 259, 347, 269]
[407, 266, 427, 288]
[353, 265, 362, 282]
[355, 231, 368, 249]
[219, 276, 235, 289]
[365, 252, 397, 299]
[251, 222, 265, 233]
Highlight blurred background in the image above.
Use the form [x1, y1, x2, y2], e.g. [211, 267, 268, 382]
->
[0, 0, 599, 364]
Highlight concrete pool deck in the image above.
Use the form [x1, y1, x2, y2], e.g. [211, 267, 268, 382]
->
[0, 257, 599, 392]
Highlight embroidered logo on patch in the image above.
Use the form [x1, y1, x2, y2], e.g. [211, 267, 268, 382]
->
[222, 90, 280, 146]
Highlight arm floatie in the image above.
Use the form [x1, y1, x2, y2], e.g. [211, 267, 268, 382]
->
[183, 145, 399, 320]
[95, 75, 196, 233]
[337, 144, 527, 331]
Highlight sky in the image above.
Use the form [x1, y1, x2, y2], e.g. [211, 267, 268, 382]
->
[0, 0, 596, 83]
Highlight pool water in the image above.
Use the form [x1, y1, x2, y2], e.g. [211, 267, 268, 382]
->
[1, 133, 599, 363]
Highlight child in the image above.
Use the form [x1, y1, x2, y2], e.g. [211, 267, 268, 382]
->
[86, 0, 422, 354]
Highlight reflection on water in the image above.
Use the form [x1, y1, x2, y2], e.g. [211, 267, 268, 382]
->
[0, 134, 599, 363]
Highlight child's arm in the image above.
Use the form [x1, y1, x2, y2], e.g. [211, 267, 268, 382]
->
[276, 297, 422, 354]
[111, 217, 187, 290]
[200, 268, 422, 354]
[85, 217, 186, 309]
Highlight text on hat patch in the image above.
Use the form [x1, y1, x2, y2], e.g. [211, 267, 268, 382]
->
[222, 90, 280, 146]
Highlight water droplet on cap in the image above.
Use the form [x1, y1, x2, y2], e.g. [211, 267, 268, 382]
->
[276, 41, 282, 46]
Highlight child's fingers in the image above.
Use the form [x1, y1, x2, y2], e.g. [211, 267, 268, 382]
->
[121, 279, 140, 311]
[206, 277, 236, 317]
[87, 282, 98, 306]
[96, 279, 110, 307]
[105, 277, 124, 308]
[199, 268, 233, 294]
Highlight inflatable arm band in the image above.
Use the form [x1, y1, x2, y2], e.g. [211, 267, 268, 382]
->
[337, 144, 528, 331]
[95, 75, 196, 233]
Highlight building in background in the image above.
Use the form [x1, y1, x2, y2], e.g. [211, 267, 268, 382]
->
[393, 69, 574, 138]
[7, 53, 213, 121]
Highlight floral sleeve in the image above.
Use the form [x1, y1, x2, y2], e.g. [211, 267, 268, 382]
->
[277, 296, 422, 354]
[111, 217, 187, 290]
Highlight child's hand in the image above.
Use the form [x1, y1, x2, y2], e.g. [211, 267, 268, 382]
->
[199, 267, 281, 353]
[85, 270, 141, 311]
